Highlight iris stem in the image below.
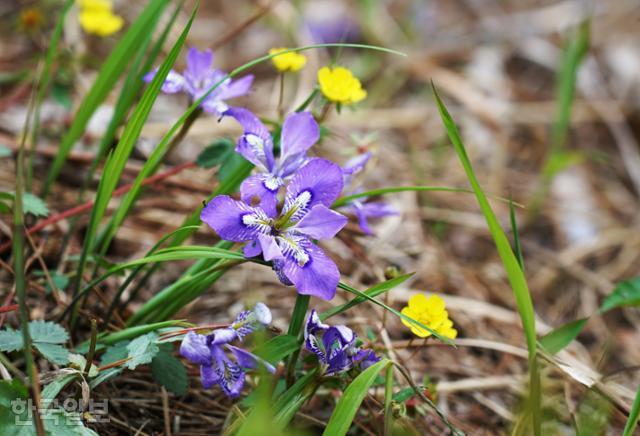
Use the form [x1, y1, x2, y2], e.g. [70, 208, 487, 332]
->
[384, 364, 394, 436]
[277, 73, 285, 119]
[285, 294, 310, 387]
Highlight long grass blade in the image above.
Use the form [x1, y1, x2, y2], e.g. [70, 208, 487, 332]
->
[42, 0, 170, 196]
[68, 6, 198, 318]
[432, 82, 541, 435]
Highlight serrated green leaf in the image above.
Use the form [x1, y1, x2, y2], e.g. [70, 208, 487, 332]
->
[323, 359, 391, 436]
[0, 329, 23, 352]
[22, 193, 49, 217]
[539, 318, 588, 355]
[29, 320, 69, 344]
[196, 139, 234, 168]
[600, 277, 640, 313]
[0, 144, 11, 158]
[34, 342, 69, 365]
[99, 341, 130, 366]
[150, 350, 188, 395]
[126, 333, 159, 370]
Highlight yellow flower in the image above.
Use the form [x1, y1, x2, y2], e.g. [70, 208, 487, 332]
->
[401, 294, 457, 339]
[269, 48, 307, 73]
[317, 66, 367, 105]
[78, 0, 123, 37]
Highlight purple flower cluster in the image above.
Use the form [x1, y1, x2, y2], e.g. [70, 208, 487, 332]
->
[304, 310, 379, 375]
[179, 303, 274, 398]
[149, 47, 396, 301]
[145, 48, 253, 116]
[201, 109, 348, 300]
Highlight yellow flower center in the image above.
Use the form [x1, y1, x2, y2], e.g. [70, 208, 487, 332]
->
[269, 48, 307, 73]
[317, 66, 367, 105]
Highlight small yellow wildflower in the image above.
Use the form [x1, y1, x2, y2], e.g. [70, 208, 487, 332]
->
[78, 0, 123, 37]
[19, 7, 44, 32]
[401, 294, 457, 339]
[317, 66, 367, 105]
[269, 48, 307, 73]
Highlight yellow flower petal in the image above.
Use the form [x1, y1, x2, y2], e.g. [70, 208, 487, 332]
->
[269, 48, 307, 72]
[401, 292, 458, 339]
[79, 10, 123, 36]
[78, 0, 112, 13]
[317, 66, 367, 105]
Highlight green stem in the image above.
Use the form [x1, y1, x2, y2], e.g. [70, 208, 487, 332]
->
[13, 90, 45, 436]
[285, 294, 310, 387]
[384, 364, 394, 436]
[294, 88, 318, 113]
[83, 319, 98, 375]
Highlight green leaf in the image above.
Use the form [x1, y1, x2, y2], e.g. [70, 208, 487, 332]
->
[89, 367, 123, 389]
[42, 0, 170, 195]
[99, 341, 130, 366]
[0, 145, 11, 158]
[67, 354, 98, 377]
[151, 350, 188, 395]
[539, 318, 588, 355]
[41, 372, 78, 403]
[432, 83, 541, 435]
[323, 359, 391, 436]
[0, 201, 10, 214]
[196, 139, 234, 168]
[125, 332, 159, 370]
[217, 152, 249, 182]
[34, 342, 69, 365]
[22, 193, 49, 217]
[600, 277, 640, 313]
[253, 335, 299, 365]
[0, 329, 23, 352]
[623, 384, 640, 436]
[45, 272, 69, 294]
[29, 320, 69, 344]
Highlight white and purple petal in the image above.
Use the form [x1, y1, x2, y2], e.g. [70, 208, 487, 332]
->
[284, 159, 344, 215]
[240, 174, 281, 217]
[258, 234, 283, 261]
[200, 364, 218, 389]
[225, 108, 275, 171]
[281, 240, 340, 301]
[185, 47, 214, 85]
[218, 75, 254, 100]
[210, 328, 238, 345]
[294, 205, 347, 240]
[201, 195, 270, 242]
[180, 332, 211, 366]
[279, 112, 320, 172]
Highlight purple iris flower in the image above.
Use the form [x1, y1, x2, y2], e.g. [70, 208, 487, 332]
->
[225, 108, 320, 217]
[340, 152, 397, 235]
[179, 303, 274, 398]
[304, 309, 378, 375]
[144, 48, 254, 116]
[201, 158, 347, 300]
